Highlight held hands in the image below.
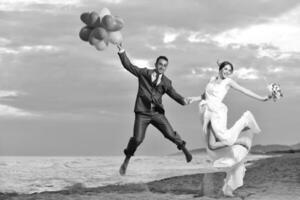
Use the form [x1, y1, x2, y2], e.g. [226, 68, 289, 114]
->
[186, 93, 206, 105]
[184, 96, 203, 105]
[184, 97, 193, 105]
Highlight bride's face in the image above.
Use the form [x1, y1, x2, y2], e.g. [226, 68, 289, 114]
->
[220, 64, 233, 79]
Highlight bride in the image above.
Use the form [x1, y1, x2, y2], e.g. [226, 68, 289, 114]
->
[189, 61, 271, 196]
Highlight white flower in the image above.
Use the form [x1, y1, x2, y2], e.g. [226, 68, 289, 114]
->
[268, 83, 283, 101]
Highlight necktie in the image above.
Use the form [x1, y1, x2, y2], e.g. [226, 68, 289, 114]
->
[152, 72, 161, 86]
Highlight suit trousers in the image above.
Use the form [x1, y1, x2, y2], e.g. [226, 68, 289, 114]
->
[124, 112, 186, 157]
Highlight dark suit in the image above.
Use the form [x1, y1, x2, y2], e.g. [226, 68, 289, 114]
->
[118, 51, 187, 157]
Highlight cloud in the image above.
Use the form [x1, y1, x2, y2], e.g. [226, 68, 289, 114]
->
[163, 32, 179, 44]
[267, 66, 283, 74]
[188, 66, 259, 81]
[210, 5, 300, 54]
[0, 104, 38, 118]
[0, 90, 20, 98]
[233, 68, 260, 80]
[187, 32, 212, 44]
[0, 47, 18, 55]
[256, 46, 294, 60]
[97, 0, 124, 4]
[0, 45, 61, 56]
[0, 0, 81, 12]
[0, 0, 125, 12]
[19, 45, 61, 53]
[0, 90, 39, 118]
[145, 44, 158, 51]
[189, 66, 214, 79]
[131, 59, 152, 69]
[187, 66, 217, 79]
[0, 37, 11, 45]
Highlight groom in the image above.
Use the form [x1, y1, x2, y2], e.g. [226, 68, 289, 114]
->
[116, 44, 193, 175]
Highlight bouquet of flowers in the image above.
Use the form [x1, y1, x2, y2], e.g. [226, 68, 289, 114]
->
[267, 83, 283, 101]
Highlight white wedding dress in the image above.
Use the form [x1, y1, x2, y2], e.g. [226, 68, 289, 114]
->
[199, 76, 261, 195]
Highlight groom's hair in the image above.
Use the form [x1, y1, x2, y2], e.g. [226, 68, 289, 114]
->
[155, 56, 168, 64]
[218, 61, 234, 72]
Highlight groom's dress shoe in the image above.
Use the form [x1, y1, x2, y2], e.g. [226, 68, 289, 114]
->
[119, 163, 127, 176]
[119, 157, 130, 176]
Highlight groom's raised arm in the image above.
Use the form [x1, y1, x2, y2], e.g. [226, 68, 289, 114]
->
[118, 49, 143, 77]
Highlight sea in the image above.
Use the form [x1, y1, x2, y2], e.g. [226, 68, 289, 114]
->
[0, 154, 269, 194]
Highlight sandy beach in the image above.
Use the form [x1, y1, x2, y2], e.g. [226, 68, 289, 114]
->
[1, 153, 299, 200]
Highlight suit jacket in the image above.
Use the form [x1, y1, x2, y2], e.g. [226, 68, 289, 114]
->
[118, 51, 186, 114]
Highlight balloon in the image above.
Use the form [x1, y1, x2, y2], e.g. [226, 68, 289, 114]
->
[267, 83, 283, 101]
[88, 29, 100, 45]
[94, 40, 108, 51]
[79, 26, 92, 42]
[93, 27, 108, 40]
[94, 19, 102, 27]
[80, 12, 90, 24]
[99, 7, 111, 20]
[115, 16, 124, 27]
[102, 15, 124, 31]
[108, 31, 123, 45]
[88, 11, 101, 27]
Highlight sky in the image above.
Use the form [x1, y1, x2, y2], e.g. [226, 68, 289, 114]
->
[0, 0, 299, 156]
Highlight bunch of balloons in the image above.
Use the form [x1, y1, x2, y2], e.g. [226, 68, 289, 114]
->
[267, 83, 283, 101]
[79, 8, 124, 51]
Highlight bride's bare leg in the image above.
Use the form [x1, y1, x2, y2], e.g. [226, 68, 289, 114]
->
[207, 123, 228, 150]
[234, 132, 254, 150]
[213, 111, 258, 146]
[207, 122, 254, 150]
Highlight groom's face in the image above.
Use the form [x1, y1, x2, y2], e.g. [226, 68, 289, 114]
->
[155, 59, 168, 74]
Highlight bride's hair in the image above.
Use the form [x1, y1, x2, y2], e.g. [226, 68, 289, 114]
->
[217, 60, 234, 72]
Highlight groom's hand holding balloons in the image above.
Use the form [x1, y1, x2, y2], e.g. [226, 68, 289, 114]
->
[116, 42, 124, 52]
